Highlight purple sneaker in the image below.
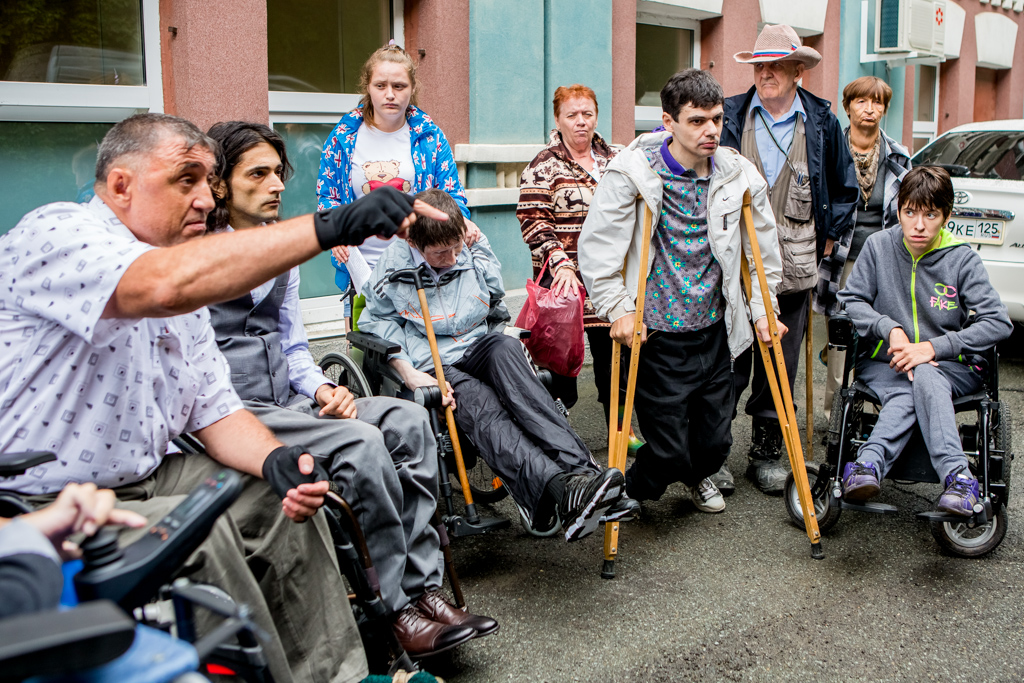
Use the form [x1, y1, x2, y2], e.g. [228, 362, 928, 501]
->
[842, 461, 880, 501]
[937, 469, 980, 517]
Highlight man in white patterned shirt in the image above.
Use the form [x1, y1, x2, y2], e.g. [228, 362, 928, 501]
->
[0, 113, 446, 683]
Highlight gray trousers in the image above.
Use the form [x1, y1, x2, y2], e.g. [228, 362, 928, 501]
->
[28, 450, 368, 683]
[856, 360, 982, 482]
[247, 395, 441, 613]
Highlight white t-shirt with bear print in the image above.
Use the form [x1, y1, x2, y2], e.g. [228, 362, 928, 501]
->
[350, 122, 416, 270]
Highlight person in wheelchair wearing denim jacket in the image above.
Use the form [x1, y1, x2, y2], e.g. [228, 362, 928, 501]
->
[360, 189, 632, 542]
[837, 166, 1013, 515]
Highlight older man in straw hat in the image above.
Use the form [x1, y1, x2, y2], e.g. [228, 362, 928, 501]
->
[715, 24, 858, 496]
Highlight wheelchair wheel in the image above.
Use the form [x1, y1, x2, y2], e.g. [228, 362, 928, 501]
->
[930, 504, 1008, 557]
[319, 352, 372, 399]
[784, 463, 842, 533]
[451, 458, 509, 505]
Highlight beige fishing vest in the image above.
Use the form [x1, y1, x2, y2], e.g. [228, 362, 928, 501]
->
[742, 109, 817, 295]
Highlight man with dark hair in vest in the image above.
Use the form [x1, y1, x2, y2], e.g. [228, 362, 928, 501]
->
[204, 121, 497, 659]
[718, 24, 859, 495]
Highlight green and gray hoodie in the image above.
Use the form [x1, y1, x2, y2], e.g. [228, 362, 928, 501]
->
[838, 227, 1012, 363]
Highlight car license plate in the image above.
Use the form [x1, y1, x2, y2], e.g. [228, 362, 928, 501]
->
[945, 218, 1005, 245]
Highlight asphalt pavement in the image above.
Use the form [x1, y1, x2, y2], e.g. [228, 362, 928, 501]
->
[318, 318, 1024, 682]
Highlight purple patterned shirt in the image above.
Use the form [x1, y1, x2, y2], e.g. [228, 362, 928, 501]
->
[642, 139, 724, 333]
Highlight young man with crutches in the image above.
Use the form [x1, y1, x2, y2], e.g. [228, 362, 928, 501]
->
[579, 69, 785, 511]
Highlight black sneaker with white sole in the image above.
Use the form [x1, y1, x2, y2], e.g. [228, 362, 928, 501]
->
[559, 469, 624, 542]
[599, 493, 640, 523]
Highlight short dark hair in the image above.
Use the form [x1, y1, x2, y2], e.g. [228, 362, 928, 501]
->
[95, 113, 217, 183]
[205, 121, 293, 231]
[661, 69, 724, 120]
[409, 189, 465, 249]
[898, 166, 954, 220]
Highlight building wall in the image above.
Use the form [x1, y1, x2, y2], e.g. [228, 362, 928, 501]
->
[160, 0, 269, 131]
[837, 0, 907, 144]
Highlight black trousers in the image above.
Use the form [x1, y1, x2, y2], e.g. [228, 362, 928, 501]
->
[545, 326, 615, 410]
[732, 289, 810, 419]
[442, 333, 596, 516]
[626, 320, 734, 501]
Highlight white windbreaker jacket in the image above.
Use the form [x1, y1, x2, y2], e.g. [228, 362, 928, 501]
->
[579, 131, 783, 359]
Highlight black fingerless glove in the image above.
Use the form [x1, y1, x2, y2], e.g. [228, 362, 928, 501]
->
[262, 445, 330, 501]
[313, 185, 415, 250]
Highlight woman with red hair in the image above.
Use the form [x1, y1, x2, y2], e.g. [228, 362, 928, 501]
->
[517, 85, 618, 412]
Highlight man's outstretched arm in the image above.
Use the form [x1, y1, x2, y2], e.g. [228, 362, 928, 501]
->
[105, 188, 448, 319]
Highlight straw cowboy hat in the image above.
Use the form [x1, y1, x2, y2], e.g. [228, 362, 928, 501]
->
[733, 24, 821, 68]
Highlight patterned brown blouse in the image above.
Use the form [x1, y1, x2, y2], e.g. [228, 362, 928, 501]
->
[517, 129, 617, 327]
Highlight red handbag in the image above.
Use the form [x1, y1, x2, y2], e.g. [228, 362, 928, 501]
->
[515, 256, 585, 377]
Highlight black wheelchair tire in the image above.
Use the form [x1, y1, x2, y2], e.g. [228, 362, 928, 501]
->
[930, 504, 1008, 558]
[319, 352, 373, 399]
[451, 459, 509, 505]
[784, 463, 842, 533]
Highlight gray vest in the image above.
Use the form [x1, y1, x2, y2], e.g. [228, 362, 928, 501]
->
[742, 108, 818, 295]
[208, 273, 291, 406]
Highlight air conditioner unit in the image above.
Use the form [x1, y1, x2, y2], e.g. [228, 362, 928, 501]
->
[875, 0, 947, 54]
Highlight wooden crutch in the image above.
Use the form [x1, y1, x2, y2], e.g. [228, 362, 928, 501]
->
[601, 202, 654, 580]
[739, 190, 824, 560]
[806, 296, 814, 457]
[386, 265, 484, 527]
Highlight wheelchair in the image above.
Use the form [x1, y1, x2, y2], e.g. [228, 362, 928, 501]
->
[783, 312, 1013, 557]
[319, 278, 570, 540]
[0, 451, 272, 683]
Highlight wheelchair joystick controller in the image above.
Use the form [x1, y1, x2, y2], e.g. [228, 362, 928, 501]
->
[80, 527, 124, 569]
[74, 470, 243, 611]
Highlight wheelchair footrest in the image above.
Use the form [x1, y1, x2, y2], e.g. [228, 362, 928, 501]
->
[839, 500, 899, 515]
[916, 510, 988, 525]
[447, 514, 510, 537]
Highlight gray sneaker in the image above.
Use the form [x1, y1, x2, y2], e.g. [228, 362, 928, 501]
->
[709, 464, 735, 496]
[687, 478, 725, 513]
[745, 458, 789, 495]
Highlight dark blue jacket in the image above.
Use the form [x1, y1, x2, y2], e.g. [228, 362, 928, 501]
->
[721, 86, 858, 258]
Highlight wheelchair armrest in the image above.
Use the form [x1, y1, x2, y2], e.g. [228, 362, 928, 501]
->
[0, 600, 136, 680]
[0, 452, 56, 478]
[347, 331, 401, 357]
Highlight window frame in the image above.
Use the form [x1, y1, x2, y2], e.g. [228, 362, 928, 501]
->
[0, 0, 163, 123]
[911, 63, 940, 150]
[634, 13, 701, 131]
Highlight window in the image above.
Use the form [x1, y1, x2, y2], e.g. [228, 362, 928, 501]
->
[0, 122, 111, 234]
[268, 1, 401, 316]
[0, 0, 161, 235]
[912, 131, 1024, 181]
[912, 64, 939, 154]
[275, 123, 341, 300]
[634, 17, 699, 132]
[268, 0, 400, 119]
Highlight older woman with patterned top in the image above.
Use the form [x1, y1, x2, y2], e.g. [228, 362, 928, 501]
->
[818, 75, 911, 418]
[517, 84, 618, 410]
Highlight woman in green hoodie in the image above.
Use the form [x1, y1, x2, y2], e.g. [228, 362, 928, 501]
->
[837, 166, 1012, 516]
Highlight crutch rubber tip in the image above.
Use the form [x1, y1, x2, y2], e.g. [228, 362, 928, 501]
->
[811, 542, 825, 560]
[600, 559, 616, 579]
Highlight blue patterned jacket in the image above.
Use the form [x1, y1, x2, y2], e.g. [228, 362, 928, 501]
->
[316, 104, 469, 217]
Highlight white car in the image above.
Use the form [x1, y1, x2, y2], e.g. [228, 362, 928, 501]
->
[913, 120, 1024, 323]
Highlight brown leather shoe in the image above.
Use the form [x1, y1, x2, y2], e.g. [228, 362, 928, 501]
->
[392, 605, 475, 657]
[416, 589, 500, 638]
